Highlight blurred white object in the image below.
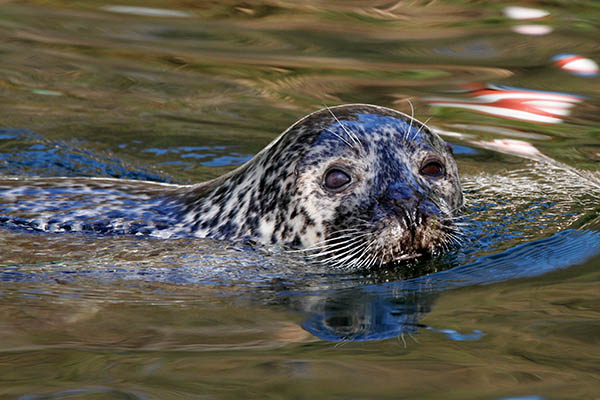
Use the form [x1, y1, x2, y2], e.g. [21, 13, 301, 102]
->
[512, 25, 553, 36]
[503, 6, 550, 20]
[101, 6, 193, 17]
[553, 54, 599, 77]
[478, 139, 542, 157]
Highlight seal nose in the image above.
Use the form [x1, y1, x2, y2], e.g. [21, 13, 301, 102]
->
[385, 182, 442, 219]
[386, 182, 420, 209]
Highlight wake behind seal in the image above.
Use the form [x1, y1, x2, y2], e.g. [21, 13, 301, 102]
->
[0, 104, 463, 271]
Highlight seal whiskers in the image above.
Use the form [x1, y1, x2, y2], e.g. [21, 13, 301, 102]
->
[325, 105, 363, 150]
[412, 116, 432, 141]
[405, 99, 416, 142]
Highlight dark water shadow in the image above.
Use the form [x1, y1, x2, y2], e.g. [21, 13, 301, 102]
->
[292, 229, 600, 342]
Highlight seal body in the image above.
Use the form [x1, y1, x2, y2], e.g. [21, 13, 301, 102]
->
[0, 104, 462, 270]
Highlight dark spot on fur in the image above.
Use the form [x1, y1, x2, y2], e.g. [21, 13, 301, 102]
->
[227, 208, 237, 219]
[217, 221, 238, 237]
[291, 234, 302, 247]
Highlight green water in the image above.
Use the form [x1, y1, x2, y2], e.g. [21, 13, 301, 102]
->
[1, 1, 600, 399]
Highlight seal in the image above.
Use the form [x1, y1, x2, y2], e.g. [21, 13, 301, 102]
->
[0, 104, 462, 271]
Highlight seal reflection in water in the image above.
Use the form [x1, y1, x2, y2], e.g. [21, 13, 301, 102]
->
[0, 104, 462, 271]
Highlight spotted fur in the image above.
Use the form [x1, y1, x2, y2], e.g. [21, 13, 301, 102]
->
[0, 104, 462, 270]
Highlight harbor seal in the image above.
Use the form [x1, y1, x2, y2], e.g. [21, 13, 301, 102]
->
[0, 104, 462, 271]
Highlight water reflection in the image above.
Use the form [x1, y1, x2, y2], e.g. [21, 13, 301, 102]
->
[101, 5, 194, 18]
[511, 25, 553, 36]
[427, 84, 583, 124]
[295, 229, 600, 342]
[553, 54, 599, 77]
[503, 5, 553, 36]
[503, 6, 550, 20]
[300, 286, 432, 342]
[10, 229, 597, 345]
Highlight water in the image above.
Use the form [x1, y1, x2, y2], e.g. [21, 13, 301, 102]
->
[1, 1, 600, 398]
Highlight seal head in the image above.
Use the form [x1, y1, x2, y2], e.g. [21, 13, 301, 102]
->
[177, 104, 462, 270]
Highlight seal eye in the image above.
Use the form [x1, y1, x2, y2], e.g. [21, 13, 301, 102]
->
[324, 169, 351, 191]
[420, 160, 445, 178]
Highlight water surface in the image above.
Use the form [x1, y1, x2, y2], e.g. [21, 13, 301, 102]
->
[1, 1, 600, 399]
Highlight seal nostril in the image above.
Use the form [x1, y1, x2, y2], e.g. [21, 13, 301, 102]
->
[384, 183, 442, 224]
[385, 183, 421, 219]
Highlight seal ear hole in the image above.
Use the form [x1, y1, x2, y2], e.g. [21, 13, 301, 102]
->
[323, 168, 352, 191]
[420, 160, 445, 179]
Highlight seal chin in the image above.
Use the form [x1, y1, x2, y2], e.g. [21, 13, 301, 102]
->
[313, 210, 457, 271]
[370, 215, 453, 266]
